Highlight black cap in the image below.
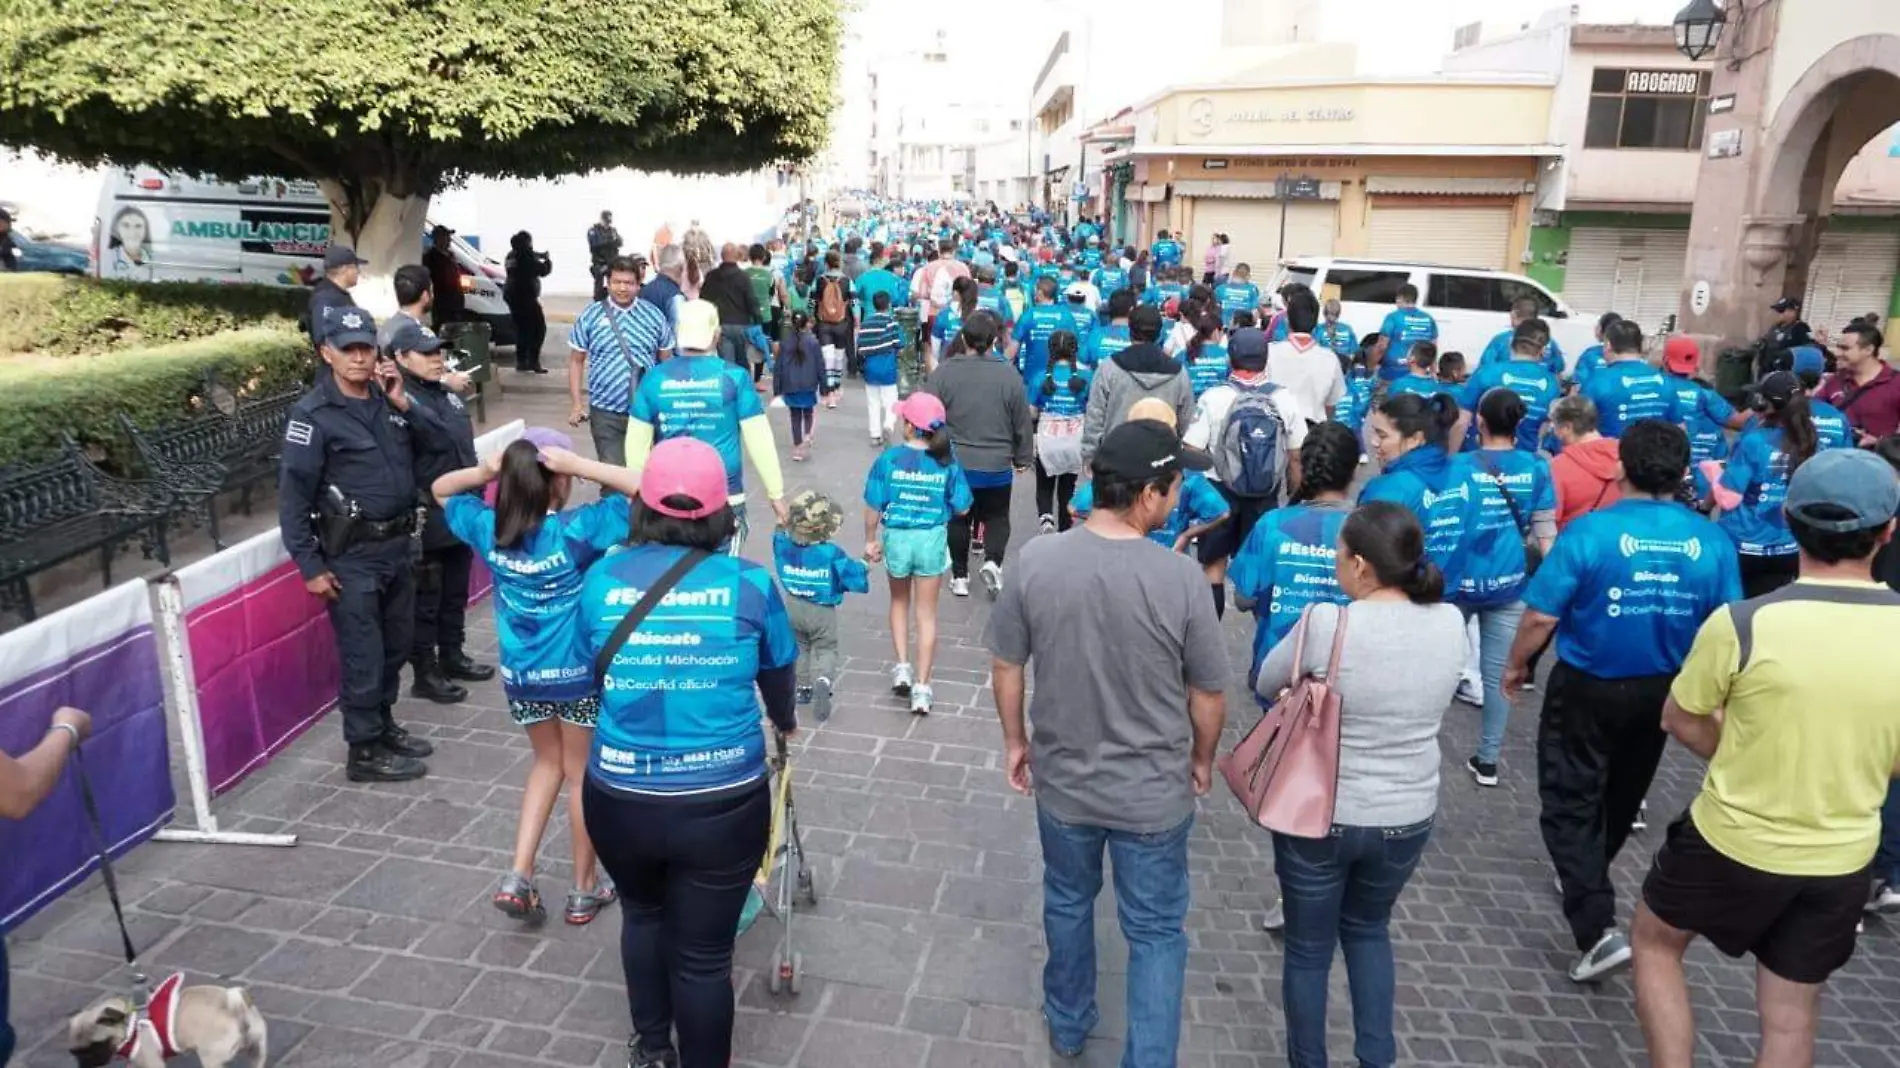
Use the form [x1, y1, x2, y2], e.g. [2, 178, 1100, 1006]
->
[1228, 327, 1270, 367]
[1771, 296, 1801, 313]
[0, 207, 11, 223]
[1128, 304, 1163, 339]
[1751, 370, 1799, 410]
[1092, 420, 1213, 482]
[386, 318, 446, 356]
[319, 306, 378, 349]
[323, 245, 369, 271]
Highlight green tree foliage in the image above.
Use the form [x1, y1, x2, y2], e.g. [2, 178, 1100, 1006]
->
[0, 0, 840, 236]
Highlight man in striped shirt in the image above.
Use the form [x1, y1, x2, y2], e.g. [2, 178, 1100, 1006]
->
[857, 291, 904, 445]
[567, 255, 673, 466]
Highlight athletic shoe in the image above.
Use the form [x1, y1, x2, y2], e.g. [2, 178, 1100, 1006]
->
[1454, 678, 1484, 707]
[627, 1040, 680, 1068]
[565, 881, 617, 926]
[795, 685, 813, 706]
[910, 682, 933, 716]
[890, 662, 913, 697]
[980, 560, 1004, 599]
[1867, 880, 1900, 914]
[1632, 800, 1649, 832]
[1358, 453, 1369, 465]
[1567, 930, 1633, 982]
[950, 576, 971, 598]
[870, 436, 884, 449]
[813, 676, 834, 723]
[1260, 900, 1285, 932]
[1038, 513, 1056, 535]
[971, 529, 986, 555]
[492, 871, 546, 923]
[1466, 756, 1499, 788]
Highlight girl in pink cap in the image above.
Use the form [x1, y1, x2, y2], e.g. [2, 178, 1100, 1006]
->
[863, 391, 973, 714]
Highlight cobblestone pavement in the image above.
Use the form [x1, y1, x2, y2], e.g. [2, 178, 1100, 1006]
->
[9, 361, 1900, 1067]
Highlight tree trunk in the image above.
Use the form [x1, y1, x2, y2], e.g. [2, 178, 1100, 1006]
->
[317, 180, 429, 318]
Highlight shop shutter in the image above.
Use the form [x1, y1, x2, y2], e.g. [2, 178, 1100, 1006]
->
[1562, 227, 1689, 333]
[1803, 230, 1900, 335]
[1366, 201, 1513, 271]
[1188, 198, 1335, 273]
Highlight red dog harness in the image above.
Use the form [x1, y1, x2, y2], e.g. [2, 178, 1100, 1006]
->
[114, 973, 184, 1061]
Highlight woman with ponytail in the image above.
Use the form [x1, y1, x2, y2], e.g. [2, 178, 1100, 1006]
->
[433, 431, 640, 927]
[1177, 304, 1229, 398]
[1709, 370, 1820, 596]
[1254, 499, 1466, 1068]
[1360, 391, 1476, 594]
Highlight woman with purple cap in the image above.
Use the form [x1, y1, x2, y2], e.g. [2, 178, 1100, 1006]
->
[579, 436, 800, 1068]
[432, 428, 640, 927]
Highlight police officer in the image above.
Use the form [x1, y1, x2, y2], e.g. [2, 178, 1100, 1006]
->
[307, 246, 366, 345]
[388, 318, 495, 702]
[1757, 296, 1815, 377]
[279, 306, 452, 782]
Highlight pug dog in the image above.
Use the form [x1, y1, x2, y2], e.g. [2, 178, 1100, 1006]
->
[66, 974, 267, 1067]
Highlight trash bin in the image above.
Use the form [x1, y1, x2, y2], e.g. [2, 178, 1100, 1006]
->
[1716, 345, 1756, 406]
[894, 308, 922, 398]
[441, 320, 494, 423]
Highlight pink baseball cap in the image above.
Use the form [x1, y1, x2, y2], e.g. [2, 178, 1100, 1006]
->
[639, 437, 727, 519]
[892, 392, 946, 433]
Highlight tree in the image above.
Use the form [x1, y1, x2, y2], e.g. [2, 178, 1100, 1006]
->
[0, 0, 841, 307]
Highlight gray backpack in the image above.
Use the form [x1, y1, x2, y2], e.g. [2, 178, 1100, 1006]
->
[1213, 383, 1289, 503]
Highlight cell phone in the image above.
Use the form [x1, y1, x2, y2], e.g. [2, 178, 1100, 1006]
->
[458, 364, 484, 377]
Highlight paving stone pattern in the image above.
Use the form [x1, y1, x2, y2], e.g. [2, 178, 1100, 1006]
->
[10, 360, 1900, 1067]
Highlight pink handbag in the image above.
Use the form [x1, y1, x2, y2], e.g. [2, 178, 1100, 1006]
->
[1219, 604, 1347, 838]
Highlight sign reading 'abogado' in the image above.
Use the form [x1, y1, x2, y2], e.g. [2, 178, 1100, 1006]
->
[1624, 70, 1701, 95]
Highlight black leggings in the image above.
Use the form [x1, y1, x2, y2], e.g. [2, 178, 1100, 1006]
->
[949, 481, 1013, 579]
[1034, 458, 1077, 530]
[789, 405, 815, 446]
[583, 778, 770, 1068]
[1739, 552, 1799, 599]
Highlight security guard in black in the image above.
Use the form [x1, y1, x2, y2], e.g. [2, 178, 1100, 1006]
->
[387, 318, 495, 702]
[279, 306, 450, 783]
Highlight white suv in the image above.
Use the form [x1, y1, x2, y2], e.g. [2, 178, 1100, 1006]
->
[1268, 257, 1600, 374]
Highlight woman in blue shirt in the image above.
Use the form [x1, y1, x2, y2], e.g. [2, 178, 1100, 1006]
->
[435, 430, 638, 927]
[579, 436, 799, 1068]
[930, 276, 980, 365]
[1453, 390, 1557, 787]
[1710, 371, 1819, 598]
[1178, 305, 1230, 398]
[1229, 422, 1357, 693]
[1360, 391, 1473, 595]
[1033, 330, 1091, 533]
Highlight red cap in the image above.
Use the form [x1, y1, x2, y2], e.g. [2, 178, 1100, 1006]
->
[639, 437, 728, 519]
[1663, 336, 1701, 375]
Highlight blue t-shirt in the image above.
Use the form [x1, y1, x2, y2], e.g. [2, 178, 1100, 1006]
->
[1012, 303, 1075, 401]
[1228, 501, 1351, 688]
[1718, 426, 1801, 557]
[1069, 470, 1228, 548]
[1455, 449, 1556, 608]
[1216, 281, 1261, 322]
[1151, 239, 1184, 267]
[1331, 371, 1375, 433]
[931, 305, 966, 347]
[1315, 321, 1357, 357]
[1060, 303, 1096, 345]
[856, 268, 909, 312]
[1386, 373, 1447, 402]
[864, 445, 974, 529]
[1358, 445, 1473, 595]
[1665, 374, 1737, 496]
[1811, 399, 1853, 451]
[1461, 360, 1561, 454]
[1572, 344, 1606, 387]
[1376, 308, 1438, 381]
[629, 355, 764, 496]
[1080, 248, 1104, 271]
[976, 286, 1016, 328]
[1581, 360, 1682, 438]
[444, 495, 629, 703]
[1479, 328, 1565, 376]
[771, 531, 870, 608]
[1085, 323, 1132, 368]
[1092, 265, 1130, 295]
[1524, 499, 1741, 679]
[1036, 361, 1092, 418]
[583, 546, 798, 794]
[1181, 344, 1230, 397]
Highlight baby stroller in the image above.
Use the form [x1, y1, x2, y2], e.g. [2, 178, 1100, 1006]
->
[736, 730, 817, 995]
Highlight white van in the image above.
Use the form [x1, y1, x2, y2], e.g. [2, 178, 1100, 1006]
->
[1269, 257, 1600, 374]
[91, 168, 515, 343]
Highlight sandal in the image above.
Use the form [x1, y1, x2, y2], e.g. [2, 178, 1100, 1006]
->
[493, 872, 547, 924]
[566, 880, 618, 926]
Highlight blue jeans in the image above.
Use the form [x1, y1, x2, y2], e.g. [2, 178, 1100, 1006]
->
[1274, 819, 1434, 1068]
[1463, 601, 1525, 765]
[1877, 780, 1900, 885]
[1037, 805, 1192, 1068]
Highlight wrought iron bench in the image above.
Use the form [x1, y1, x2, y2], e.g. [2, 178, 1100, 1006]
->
[0, 438, 177, 622]
[119, 387, 297, 550]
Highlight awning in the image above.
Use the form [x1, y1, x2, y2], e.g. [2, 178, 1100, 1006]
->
[1171, 179, 1344, 200]
[1364, 175, 1536, 196]
[1126, 183, 1169, 203]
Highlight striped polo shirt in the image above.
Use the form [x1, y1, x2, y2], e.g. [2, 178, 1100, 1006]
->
[570, 297, 673, 414]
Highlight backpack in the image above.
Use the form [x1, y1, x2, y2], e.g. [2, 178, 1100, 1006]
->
[1213, 383, 1290, 502]
[816, 276, 847, 324]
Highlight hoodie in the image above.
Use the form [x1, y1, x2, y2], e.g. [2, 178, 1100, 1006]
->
[1080, 342, 1195, 469]
[1550, 437, 1622, 530]
[1359, 445, 1473, 594]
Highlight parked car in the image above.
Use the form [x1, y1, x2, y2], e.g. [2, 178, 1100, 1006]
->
[90, 168, 515, 343]
[5, 232, 88, 274]
[1268, 257, 1599, 373]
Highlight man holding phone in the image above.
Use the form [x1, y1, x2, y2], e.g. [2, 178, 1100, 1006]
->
[279, 307, 455, 784]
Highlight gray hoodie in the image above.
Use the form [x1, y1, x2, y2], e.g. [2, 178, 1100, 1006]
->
[1080, 342, 1195, 469]
[924, 354, 1034, 473]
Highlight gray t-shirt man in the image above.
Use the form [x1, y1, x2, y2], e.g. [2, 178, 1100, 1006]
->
[986, 510, 1229, 834]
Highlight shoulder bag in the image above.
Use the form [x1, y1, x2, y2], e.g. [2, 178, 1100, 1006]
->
[1481, 455, 1544, 576]
[593, 549, 710, 688]
[1218, 603, 1347, 838]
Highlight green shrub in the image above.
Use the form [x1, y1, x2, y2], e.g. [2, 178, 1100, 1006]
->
[0, 274, 305, 357]
[0, 329, 312, 471]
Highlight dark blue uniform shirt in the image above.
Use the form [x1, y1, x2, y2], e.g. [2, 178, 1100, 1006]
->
[401, 372, 479, 550]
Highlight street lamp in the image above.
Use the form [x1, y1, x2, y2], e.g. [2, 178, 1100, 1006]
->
[1673, 0, 1727, 62]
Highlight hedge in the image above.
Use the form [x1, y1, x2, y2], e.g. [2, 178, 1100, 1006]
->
[0, 329, 312, 471]
[0, 274, 304, 357]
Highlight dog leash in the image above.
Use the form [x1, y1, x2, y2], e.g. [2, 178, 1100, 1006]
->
[73, 745, 150, 998]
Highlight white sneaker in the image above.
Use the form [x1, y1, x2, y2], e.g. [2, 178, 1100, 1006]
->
[980, 560, 1004, 599]
[1260, 900, 1285, 932]
[1038, 514, 1056, 535]
[1454, 678, 1484, 707]
[890, 662, 913, 697]
[1867, 880, 1900, 914]
[949, 576, 971, 598]
[812, 676, 834, 723]
[1567, 930, 1633, 983]
[1631, 800, 1649, 832]
[910, 682, 933, 716]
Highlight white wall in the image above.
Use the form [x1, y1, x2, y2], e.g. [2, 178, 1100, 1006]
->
[3, 150, 108, 240]
[1768, 0, 1900, 132]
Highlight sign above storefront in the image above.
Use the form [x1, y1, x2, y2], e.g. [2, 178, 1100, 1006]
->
[1186, 96, 1355, 134]
[1623, 70, 1702, 95]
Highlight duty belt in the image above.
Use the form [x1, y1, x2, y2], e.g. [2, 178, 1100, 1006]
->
[354, 513, 416, 541]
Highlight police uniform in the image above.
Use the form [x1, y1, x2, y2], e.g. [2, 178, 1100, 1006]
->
[1757, 297, 1815, 377]
[278, 307, 449, 781]
[387, 319, 494, 700]
[306, 246, 366, 344]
